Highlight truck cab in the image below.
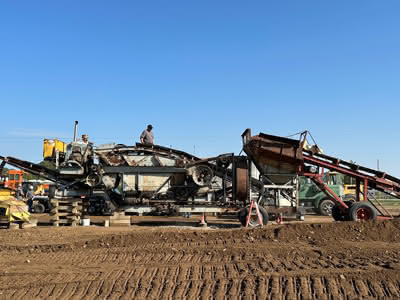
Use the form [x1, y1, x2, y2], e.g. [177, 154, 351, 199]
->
[5, 170, 24, 190]
[299, 172, 344, 216]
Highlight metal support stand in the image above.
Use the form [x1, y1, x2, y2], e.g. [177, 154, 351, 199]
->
[199, 213, 207, 227]
[245, 200, 263, 228]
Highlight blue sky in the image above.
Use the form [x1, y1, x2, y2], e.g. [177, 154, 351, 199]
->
[1, 1, 399, 176]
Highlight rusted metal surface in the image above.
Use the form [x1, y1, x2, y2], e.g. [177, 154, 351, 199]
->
[242, 129, 304, 184]
[302, 152, 400, 198]
[243, 128, 400, 219]
[235, 158, 248, 202]
[98, 152, 127, 166]
[189, 165, 214, 187]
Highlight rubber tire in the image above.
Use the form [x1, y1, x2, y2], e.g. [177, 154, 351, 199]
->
[332, 200, 354, 221]
[331, 205, 347, 221]
[32, 203, 45, 214]
[238, 206, 269, 227]
[318, 199, 335, 216]
[348, 202, 377, 221]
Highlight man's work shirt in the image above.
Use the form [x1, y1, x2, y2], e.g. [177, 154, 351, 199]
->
[140, 130, 154, 145]
[26, 190, 34, 200]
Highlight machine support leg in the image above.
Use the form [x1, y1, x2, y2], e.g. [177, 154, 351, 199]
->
[356, 178, 361, 202]
[245, 200, 263, 228]
[364, 178, 368, 201]
[199, 213, 207, 227]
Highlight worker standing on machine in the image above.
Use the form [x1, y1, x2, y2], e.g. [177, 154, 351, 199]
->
[140, 125, 154, 145]
[81, 134, 89, 144]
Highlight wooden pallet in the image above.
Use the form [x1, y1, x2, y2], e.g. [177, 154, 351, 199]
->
[50, 198, 82, 227]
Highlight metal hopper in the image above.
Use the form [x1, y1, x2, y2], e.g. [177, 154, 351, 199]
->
[242, 129, 305, 185]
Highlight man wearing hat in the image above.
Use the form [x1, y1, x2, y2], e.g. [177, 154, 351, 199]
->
[81, 134, 89, 144]
[140, 125, 154, 145]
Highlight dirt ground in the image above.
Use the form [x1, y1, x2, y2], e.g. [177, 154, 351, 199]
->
[1, 215, 400, 299]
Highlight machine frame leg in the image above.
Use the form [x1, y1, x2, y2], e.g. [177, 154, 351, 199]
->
[245, 200, 263, 228]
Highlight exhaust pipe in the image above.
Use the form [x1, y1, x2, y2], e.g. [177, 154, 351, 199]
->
[73, 121, 79, 142]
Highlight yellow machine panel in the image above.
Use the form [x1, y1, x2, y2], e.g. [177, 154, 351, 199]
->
[43, 139, 66, 159]
[0, 197, 31, 225]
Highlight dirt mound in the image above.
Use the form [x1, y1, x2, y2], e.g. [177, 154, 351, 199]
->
[272, 219, 400, 243]
[76, 219, 400, 251]
[1, 219, 399, 254]
[1, 219, 400, 299]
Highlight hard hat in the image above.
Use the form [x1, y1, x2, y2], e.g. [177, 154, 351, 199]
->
[29, 185, 34, 190]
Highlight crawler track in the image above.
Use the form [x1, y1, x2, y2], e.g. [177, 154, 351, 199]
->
[1, 219, 400, 299]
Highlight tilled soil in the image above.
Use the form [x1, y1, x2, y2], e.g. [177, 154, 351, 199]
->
[1, 219, 400, 299]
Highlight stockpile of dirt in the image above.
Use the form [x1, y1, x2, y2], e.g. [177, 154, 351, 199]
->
[1, 219, 400, 299]
[1, 219, 399, 253]
[75, 219, 400, 250]
[271, 219, 400, 242]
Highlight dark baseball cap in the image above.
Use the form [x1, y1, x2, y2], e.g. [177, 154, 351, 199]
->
[147, 124, 153, 129]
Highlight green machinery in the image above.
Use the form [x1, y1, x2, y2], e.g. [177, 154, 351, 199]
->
[299, 172, 344, 216]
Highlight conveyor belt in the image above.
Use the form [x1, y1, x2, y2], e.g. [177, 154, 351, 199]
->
[242, 128, 400, 219]
[303, 151, 400, 198]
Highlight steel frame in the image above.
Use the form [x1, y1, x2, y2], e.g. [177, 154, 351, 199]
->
[301, 152, 400, 219]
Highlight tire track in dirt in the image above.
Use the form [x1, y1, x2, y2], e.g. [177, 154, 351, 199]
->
[3, 270, 400, 299]
[2, 220, 400, 298]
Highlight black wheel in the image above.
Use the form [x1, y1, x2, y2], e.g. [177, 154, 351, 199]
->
[238, 205, 269, 227]
[348, 202, 377, 221]
[331, 205, 346, 221]
[318, 199, 335, 216]
[32, 203, 45, 214]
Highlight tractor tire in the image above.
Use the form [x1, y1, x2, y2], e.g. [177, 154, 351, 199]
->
[238, 206, 269, 227]
[348, 202, 377, 221]
[332, 205, 345, 221]
[318, 199, 335, 216]
[32, 203, 45, 214]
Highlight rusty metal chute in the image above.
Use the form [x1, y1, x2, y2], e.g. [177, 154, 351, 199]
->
[242, 128, 305, 185]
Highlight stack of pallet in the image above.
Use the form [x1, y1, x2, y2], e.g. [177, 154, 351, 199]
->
[50, 198, 82, 227]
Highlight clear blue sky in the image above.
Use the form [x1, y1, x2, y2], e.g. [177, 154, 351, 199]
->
[1, 1, 399, 176]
